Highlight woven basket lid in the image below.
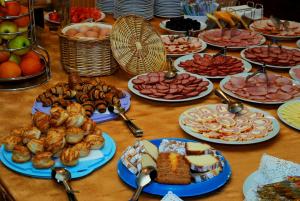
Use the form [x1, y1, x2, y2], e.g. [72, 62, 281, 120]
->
[110, 15, 167, 75]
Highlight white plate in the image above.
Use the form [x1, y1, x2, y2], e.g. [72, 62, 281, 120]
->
[199, 29, 266, 50]
[241, 45, 300, 69]
[289, 66, 300, 81]
[159, 19, 207, 34]
[277, 99, 300, 130]
[297, 39, 300, 48]
[249, 20, 300, 40]
[179, 104, 280, 145]
[128, 72, 213, 102]
[243, 171, 262, 200]
[174, 53, 252, 79]
[161, 35, 207, 57]
[220, 72, 300, 104]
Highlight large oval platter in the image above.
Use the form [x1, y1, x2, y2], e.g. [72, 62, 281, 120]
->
[118, 138, 231, 197]
[174, 53, 252, 79]
[0, 133, 116, 179]
[277, 99, 300, 130]
[179, 104, 280, 145]
[128, 72, 213, 102]
[220, 73, 300, 104]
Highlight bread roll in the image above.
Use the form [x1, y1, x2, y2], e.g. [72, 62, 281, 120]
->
[60, 147, 80, 166]
[12, 145, 31, 163]
[32, 152, 55, 169]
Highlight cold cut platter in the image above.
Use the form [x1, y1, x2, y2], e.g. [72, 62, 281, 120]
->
[199, 28, 266, 50]
[220, 72, 300, 104]
[161, 35, 207, 56]
[179, 104, 280, 145]
[128, 71, 213, 102]
[241, 46, 300, 69]
[174, 53, 252, 79]
[250, 19, 300, 39]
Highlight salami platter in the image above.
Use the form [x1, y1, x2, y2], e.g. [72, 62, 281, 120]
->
[199, 28, 266, 50]
[220, 72, 300, 104]
[174, 53, 252, 79]
[250, 19, 300, 39]
[128, 71, 213, 102]
[179, 104, 280, 145]
[241, 45, 300, 69]
[161, 35, 207, 56]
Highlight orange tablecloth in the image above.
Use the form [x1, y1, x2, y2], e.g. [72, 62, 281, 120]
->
[0, 15, 299, 201]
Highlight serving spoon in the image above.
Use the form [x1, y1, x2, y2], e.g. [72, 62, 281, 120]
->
[164, 58, 177, 79]
[129, 166, 157, 201]
[214, 88, 244, 114]
[51, 167, 78, 201]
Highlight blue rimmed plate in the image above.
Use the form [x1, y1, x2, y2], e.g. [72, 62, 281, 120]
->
[117, 138, 231, 197]
[0, 133, 116, 179]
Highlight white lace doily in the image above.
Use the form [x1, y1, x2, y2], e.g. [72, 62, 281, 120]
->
[161, 191, 183, 201]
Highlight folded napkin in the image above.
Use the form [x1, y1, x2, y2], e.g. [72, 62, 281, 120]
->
[245, 153, 300, 201]
[161, 191, 183, 201]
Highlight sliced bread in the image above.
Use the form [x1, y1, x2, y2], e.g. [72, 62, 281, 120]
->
[141, 153, 157, 169]
[185, 154, 220, 172]
[141, 140, 158, 160]
[186, 142, 214, 155]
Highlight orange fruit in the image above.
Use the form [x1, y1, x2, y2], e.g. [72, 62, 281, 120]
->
[14, 6, 30, 27]
[0, 61, 22, 78]
[22, 50, 40, 61]
[20, 57, 43, 76]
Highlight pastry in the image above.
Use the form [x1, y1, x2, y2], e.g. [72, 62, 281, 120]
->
[156, 152, 191, 184]
[4, 135, 22, 151]
[12, 145, 31, 163]
[92, 125, 102, 136]
[73, 142, 91, 157]
[66, 102, 86, 116]
[32, 152, 55, 169]
[60, 147, 80, 166]
[185, 155, 220, 172]
[65, 113, 85, 128]
[186, 142, 215, 155]
[84, 134, 104, 150]
[50, 106, 69, 127]
[32, 111, 50, 133]
[159, 139, 186, 155]
[10, 127, 26, 137]
[81, 118, 96, 134]
[45, 129, 66, 156]
[27, 139, 44, 154]
[22, 127, 41, 144]
[65, 127, 85, 144]
[141, 153, 156, 169]
[81, 101, 95, 117]
[94, 100, 107, 113]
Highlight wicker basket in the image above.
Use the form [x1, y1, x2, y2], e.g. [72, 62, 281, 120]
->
[59, 22, 118, 77]
[110, 15, 167, 75]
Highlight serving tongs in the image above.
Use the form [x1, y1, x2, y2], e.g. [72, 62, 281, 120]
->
[267, 39, 282, 55]
[245, 63, 269, 85]
[270, 16, 290, 32]
[107, 104, 143, 137]
[213, 46, 227, 58]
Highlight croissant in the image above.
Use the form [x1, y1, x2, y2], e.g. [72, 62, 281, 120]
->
[95, 83, 111, 93]
[48, 83, 67, 96]
[82, 118, 96, 134]
[68, 73, 82, 89]
[32, 152, 54, 169]
[81, 83, 94, 94]
[65, 113, 85, 128]
[10, 127, 26, 137]
[27, 139, 44, 154]
[63, 89, 77, 99]
[4, 135, 22, 151]
[65, 127, 85, 144]
[110, 87, 124, 98]
[50, 107, 69, 127]
[85, 134, 104, 150]
[81, 101, 95, 117]
[88, 88, 105, 101]
[60, 147, 80, 166]
[94, 100, 107, 113]
[105, 92, 121, 107]
[32, 111, 50, 133]
[23, 126, 41, 144]
[66, 102, 86, 116]
[45, 129, 66, 156]
[37, 93, 59, 107]
[12, 145, 31, 163]
[73, 142, 91, 157]
[76, 92, 89, 103]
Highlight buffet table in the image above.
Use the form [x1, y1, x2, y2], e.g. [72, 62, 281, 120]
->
[0, 15, 299, 201]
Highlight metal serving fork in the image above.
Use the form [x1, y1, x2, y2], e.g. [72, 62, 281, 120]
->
[245, 63, 269, 85]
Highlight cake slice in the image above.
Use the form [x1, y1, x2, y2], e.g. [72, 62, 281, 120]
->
[185, 154, 220, 172]
[141, 140, 158, 160]
[186, 142, 215, 155]
[141, 153, 156, 169]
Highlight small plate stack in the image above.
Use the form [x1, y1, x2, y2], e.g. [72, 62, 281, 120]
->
[154, 0, 182, 18]
[96, 0, 114, 13]
[114, 0, 154, 20]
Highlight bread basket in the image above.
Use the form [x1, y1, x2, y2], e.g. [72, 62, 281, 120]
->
[59, 22, 118, 77]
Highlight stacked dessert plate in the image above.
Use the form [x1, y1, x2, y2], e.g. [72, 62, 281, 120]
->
[96, 0, 114, 13]
[154, 0, 182, 18]
[114, 0, 154, 20]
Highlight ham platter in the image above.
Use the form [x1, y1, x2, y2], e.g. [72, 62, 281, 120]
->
[174, 53, 252, 79]
[220, 72, 300, 104]
[241, 46, 300, 69]
[199, 28, 266, 50]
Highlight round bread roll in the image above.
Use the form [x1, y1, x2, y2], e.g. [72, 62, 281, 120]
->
[4, 135, 22, 152]
[65, 127, 84, 144]
[73, 142, 91, 157]
[45, 130, 66, 156]
[50, 107, 69, 127]
[85, 134, 104, 150]
[27, 139, 44, 154]
[12, 145, 31, 163]
[32, 111, 50, 133]
[60, 147, 80, 166]
[81, 118, 96, 134]
[66, 102, 86, 116]
[65, 113, 85, 128]
[23, 127, 41, 144]
[32, 152, 55, 169]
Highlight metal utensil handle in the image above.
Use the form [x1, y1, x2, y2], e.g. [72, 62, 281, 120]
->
[215, 89, 231, 104]
[67, 191, 78, 201]
[119, 113, 143, 137]
[129, 186, 143, 201]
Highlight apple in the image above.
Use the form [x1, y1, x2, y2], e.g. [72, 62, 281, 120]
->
[4, 1, 21, 16]
[8, 35, 30, 55]
[0, 21, 17, 40]
[17, 26, 28, 33]
[0, 50, 10, 62]
[9, 54, 21, 64]
[0, 0, 4, 6]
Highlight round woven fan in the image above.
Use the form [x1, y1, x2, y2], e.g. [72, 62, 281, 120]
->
[110, 15, 167, 75]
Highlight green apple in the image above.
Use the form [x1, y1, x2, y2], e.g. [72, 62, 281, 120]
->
[8, 35, 31, 55]
[0, 0, 4, 6]
[9, 54, 21, 64]
[18, 26, 28, 33]
[0, 21, 18, 40]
